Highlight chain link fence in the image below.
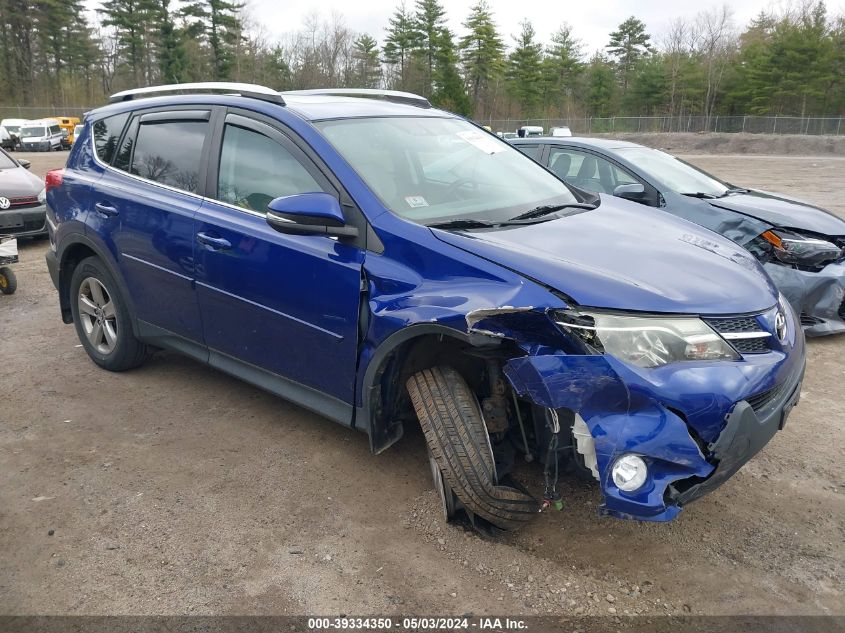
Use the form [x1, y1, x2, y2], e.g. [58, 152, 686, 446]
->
[487, 115, 845, 136]
[2, 107, 843, 136]
[0, 106, 89, 120]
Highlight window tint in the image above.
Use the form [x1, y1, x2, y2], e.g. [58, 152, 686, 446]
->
[93, 112, 129, 165]
[50, 125, 61, 134]
[547, 148, 638, 194]
[129, 119, 208, 193]
[515, 144, 540, 159]
[216, 123, 324, 213]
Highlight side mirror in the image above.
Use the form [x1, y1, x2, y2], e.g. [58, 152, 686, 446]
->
[19, 159, 31, 170]
[613, 183, 646, 201]
[266, 192, 358, 238]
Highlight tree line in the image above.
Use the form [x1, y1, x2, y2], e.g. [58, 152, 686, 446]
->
[0, 0, 843, 121]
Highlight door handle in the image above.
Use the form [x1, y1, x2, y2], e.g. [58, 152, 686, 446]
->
[196, 232, 232, 250]
[94, 202, 118, 217]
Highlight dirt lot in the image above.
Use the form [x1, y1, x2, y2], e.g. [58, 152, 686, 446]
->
[1, 150, 843, 617]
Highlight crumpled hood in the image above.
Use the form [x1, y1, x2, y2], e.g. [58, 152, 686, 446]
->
[434, 196, 778, 315]
[0, 166, 42, 197]
[710, 190, 845, 236]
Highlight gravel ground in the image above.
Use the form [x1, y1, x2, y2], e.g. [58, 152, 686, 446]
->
[1, 151, 843, 617]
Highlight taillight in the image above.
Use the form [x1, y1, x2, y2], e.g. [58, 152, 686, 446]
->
[45, 168, 64, 192]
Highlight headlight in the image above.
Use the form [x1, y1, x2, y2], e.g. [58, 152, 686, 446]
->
[37, 188, 46, 204]
[611, 454, 648, 492]
[761, 229, 842, 267]
[554, 310, 740, 368]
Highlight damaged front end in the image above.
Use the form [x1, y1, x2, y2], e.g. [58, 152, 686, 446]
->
[467, 303, 805, 522]
[748, 230, 845, 336]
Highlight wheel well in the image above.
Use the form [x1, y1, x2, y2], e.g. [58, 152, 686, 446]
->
[58, 243, 98, 323]
[365, 330, 517, 454]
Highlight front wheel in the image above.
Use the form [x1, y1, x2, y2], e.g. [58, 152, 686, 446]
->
[407, 366, 539, 532]
[69, 256, 149, 371]
[0, 266, 17, 294]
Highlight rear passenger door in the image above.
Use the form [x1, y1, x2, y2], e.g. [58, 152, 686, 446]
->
[94, 107, 210, 344]
[193, 111, 365, 414]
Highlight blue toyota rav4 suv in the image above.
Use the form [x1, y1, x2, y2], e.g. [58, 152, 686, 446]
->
[45, 83, 805, 532]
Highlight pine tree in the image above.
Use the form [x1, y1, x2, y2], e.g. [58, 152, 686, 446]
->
[541, 23, 584, 111]
[181, 0, 244, 80]
[352, 34, 381, 88]
[584, 54, 618, 117]
[506, 20, 544, 117]
[459, 0, 505, 115]
[382, 2, 419, 90]
[432, 29, 470, 115]
[606, 16, 653, 94]
[99, 0, 156, 87]
[155, 0, 187, 84]
[412, 0, 448, 96]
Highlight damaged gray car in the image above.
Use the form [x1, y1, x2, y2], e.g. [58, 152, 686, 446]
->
[513, 137, 845, 336]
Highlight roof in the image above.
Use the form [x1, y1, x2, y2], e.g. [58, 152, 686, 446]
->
[511, 136, 644, 150]
[85, 92, 454, 123]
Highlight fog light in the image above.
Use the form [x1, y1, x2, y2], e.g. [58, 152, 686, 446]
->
[611, 454, 647, 492]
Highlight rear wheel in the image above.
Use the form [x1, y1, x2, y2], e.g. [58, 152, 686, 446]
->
[0, 266, 17, 294]
[407, 366, 539, 532]
[70, 256, 149, 371]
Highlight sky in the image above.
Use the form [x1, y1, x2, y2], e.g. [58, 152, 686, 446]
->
[242, 0, 792, 53]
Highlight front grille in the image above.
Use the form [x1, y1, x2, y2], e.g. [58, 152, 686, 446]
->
[705, 315, 772, 354]
[731, 338, 770, 353]
[747, 384, 783, 412]
[8, 195, 40, 209]
[706, 316, 760, 334]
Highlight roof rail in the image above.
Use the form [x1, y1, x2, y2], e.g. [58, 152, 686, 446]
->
[109, 82, 285, 105]
[284, 88, 431, 109]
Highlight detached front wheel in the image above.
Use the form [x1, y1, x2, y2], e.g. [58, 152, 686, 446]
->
[0, 266, 17, 294]
[407, 366, 539, 532]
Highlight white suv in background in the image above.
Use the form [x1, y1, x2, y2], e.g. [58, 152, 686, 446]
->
[19, 119, 64, 151]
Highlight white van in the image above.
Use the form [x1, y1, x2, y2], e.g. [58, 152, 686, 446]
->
[518, 125, 544, 137]
[19, 119, 63, 151]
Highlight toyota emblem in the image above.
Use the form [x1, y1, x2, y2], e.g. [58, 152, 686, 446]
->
[775, 310, 787, 342]
[0, 197, 10, 210]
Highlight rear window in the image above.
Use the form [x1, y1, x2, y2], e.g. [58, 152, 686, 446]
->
[93, 113, 129, 164]
[129, 119, 208, 193]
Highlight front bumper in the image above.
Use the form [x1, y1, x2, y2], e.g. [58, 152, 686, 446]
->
[0, 203, 48, 237]
[764, 260, 845, 336]
[21, 141, 51, 151]
[503, 322, 805, 521]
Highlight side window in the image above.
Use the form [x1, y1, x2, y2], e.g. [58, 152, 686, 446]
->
[515, 144, 540, 159]
[129, 118, 208, 193]
[93, 112, 129, 165]
[50, 125, 61, 135]
[548, 148, 638, 195]
[216, 123, 325, 213]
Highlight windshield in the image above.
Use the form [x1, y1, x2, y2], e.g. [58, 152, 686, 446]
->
[21, 126, 47, 138]
[315, 117, 578, 225]
[616, 147, 729, 197]
[5, 125, 20, 134]
[0, 151, 16, 169]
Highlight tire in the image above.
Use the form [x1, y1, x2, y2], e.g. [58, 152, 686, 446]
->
[0, 267, 17, 294]
[70, 256, 149, 371]
[407, 366, 540, 531]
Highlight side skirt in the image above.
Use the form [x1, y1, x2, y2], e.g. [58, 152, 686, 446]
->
[137, 320, 356, 429]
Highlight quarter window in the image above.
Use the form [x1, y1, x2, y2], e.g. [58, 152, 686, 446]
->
[216, 123, 324, 213]
[93, 112, 129, 165]
[129, 119, 208, 193]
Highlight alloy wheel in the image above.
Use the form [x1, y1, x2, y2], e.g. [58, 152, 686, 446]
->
[78, 277, 118, 354]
